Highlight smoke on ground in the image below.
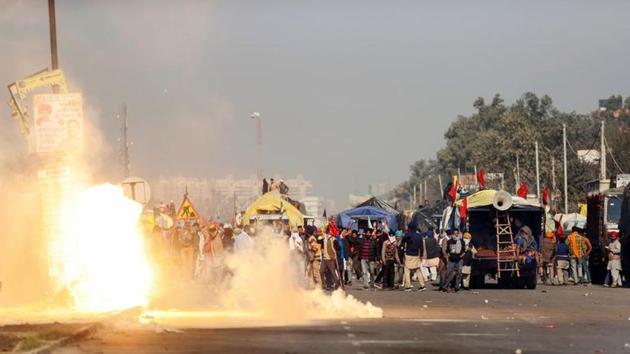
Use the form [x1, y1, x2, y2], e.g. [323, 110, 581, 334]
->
[143, 228, 382, 328]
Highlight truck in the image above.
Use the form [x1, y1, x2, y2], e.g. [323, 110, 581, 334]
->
[447, 190, 544, 289]
[585, 176, 628, 283]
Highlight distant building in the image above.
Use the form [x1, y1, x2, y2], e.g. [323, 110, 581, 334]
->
[153, 174, 319, 222]
[577, 150, 600, 164]
[302, 196, 323, 217]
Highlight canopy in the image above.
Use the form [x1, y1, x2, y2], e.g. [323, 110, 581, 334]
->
[243, 192, 304, 228]
[455, 189, 539, 209]
[337, 206, 398, 231]
[355, 196, 399, 215]
[553, 213, 587, 231]
[409, 200, 449, 232]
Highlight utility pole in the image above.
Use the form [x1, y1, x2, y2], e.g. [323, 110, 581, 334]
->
[600, 119, 607, 182]
[48, 0, 59, 93]
[251, 112, 262, 182]
[424, 179, 427, 204]
[562, 123, 569, 214]
[413, 185, 417, 209]
[551, 156, 556, 206]
[119, 103, 130, 178]
[514, 154, 521, 191]
[535, 141, 540, 202]
[438, 174, 443, 198]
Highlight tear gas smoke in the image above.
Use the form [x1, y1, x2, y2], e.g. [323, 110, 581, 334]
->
[142, 229, 382, 328]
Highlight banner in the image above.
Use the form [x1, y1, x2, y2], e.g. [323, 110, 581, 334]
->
[33, 93, 84, 154]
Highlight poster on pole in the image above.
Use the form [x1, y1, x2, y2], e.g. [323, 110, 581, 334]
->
[33, 93, 84, 154]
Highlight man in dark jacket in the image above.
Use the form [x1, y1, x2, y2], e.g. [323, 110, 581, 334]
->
[401, 227, 425, 291]
[347, 230, 363, 282]
[422, 231, 441, 283]
[444, 229, 466, 292]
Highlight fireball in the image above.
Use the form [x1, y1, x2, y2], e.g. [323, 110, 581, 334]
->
[56, 184, 152, 312]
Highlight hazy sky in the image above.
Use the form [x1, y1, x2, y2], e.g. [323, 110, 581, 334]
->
[2, 1, 630, 206]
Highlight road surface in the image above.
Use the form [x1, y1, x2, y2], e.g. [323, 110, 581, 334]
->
[55, 284, 630, 354]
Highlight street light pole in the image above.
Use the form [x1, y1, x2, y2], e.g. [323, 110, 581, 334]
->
[48, 0, 60, 95]
[251, 112, 262, 182]
[48, 0, 59, 70]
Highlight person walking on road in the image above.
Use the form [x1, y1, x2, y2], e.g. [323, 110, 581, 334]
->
[422, 229, 440, 283]
[540, 231, 557, 285]
[358, 230, 379, 290]
[606, 231, 623, 288]
[554, 235, 571, 285]
[444, 230, 466, 292]
[381, 232, 401, 290]
[401, 227, 426, 291]
[320, 230, 341, 290]
[461, 232, 476, 290]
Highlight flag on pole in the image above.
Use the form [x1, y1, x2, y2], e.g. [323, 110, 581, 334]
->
[517, 183, 529, 199]
[542, 186, 550, 205]
[459, 197, 468, 221]
[476, 169, 486, 190]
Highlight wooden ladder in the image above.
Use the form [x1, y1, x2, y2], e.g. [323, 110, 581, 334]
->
[495, 210, 520, 277]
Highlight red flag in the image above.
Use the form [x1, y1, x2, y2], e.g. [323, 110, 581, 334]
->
[448, 183, 457, 203]
[517, 183, 528, 199]
[459, 197, 468, 220]
[476, 169, 486, 189]
[542, 186, 550, 205]
[327, 217, 340, 237]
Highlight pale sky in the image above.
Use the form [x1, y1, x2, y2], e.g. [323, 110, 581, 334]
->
[2, 0, 630, 206]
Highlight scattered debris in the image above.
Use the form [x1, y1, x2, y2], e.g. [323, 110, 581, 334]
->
[515, 349, 523, 354]
[544, 324, 557, 329]
[484, 299, 489, 304]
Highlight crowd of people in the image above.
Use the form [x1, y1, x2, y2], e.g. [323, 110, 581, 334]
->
[299, 221, 478, 292]
[146, 209, 625, 292]
[540, 226, 624, 287]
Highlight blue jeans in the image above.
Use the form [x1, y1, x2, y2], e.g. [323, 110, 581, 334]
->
[570, 257, 587, 283]
[581, 257, 591, 283]
[361, 259, 377, 288]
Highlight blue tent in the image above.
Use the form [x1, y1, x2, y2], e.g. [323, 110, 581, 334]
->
[337, 206, 398, 232]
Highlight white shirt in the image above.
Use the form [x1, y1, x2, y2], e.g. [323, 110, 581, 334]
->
[289, 232, 304, 253]
[234, 231, 254, 253]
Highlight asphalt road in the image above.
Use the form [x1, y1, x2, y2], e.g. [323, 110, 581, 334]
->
[55, 284, 630, 354]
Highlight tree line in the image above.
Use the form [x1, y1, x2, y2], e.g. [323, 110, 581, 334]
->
[389, 93, 630, 212]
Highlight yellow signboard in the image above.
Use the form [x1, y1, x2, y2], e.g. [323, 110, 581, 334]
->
[177, 195, 200, 221]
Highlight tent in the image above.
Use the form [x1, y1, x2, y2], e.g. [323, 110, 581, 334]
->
[243, 191, 304, 228]
[409, 200, 449, 232]
[356, 196, 399, 215]
[337, 206, 398, 232]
